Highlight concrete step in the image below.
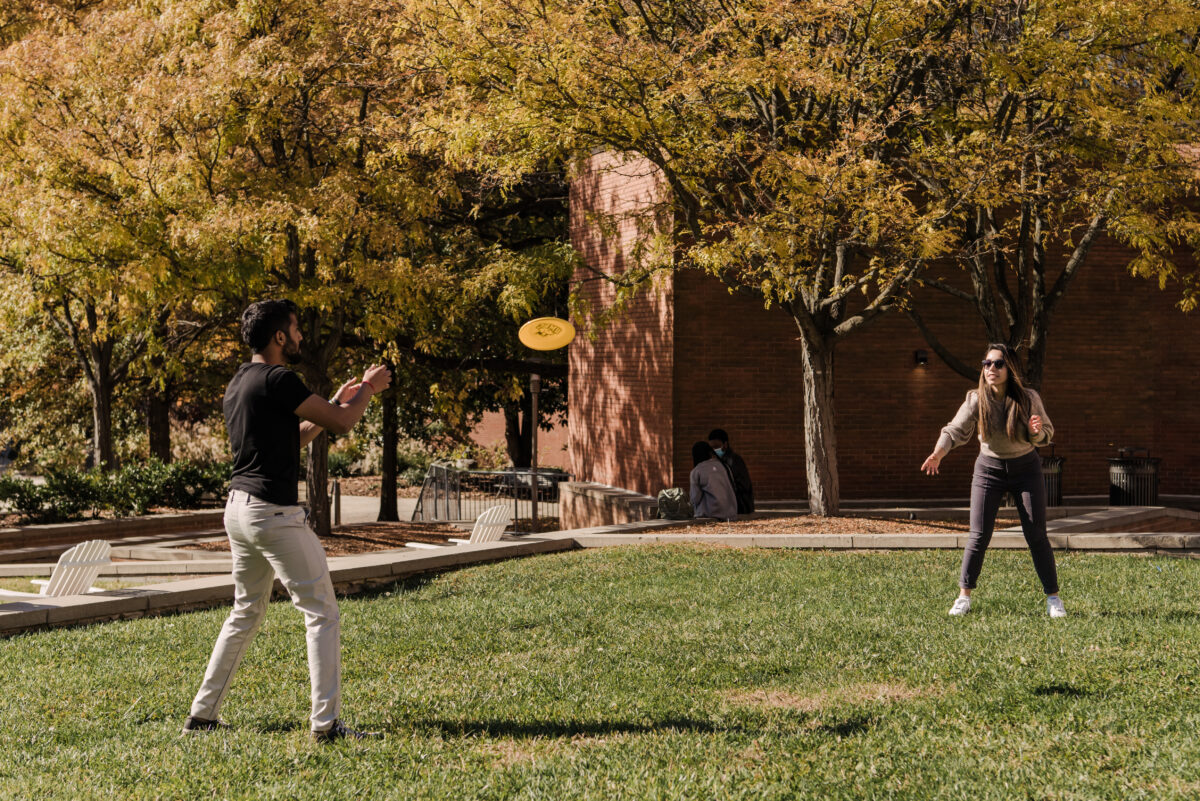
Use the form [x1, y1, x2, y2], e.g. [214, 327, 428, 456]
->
[0, 529, 226, 563]
[0, 511, 225, 548]
[0, 560, 231, 577]
[109, 545, 224, 561]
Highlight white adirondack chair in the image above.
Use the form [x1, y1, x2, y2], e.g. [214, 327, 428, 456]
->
[405, 505, 513, 549]
[449, 505, 513, 544]
[0, 539, 111, 599]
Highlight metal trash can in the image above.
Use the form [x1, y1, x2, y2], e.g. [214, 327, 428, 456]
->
[1108, 448, 1160, 506]
[1041, 450, 1065, 507]
[1000, 448, 1064, 508]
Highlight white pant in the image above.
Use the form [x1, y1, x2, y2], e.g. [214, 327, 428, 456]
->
[189, 490, 341, 730]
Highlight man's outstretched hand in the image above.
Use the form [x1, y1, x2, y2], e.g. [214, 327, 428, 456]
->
[363, 364, 392, 395]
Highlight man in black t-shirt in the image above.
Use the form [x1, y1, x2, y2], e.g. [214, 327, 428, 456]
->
[184, 299, 392, 743]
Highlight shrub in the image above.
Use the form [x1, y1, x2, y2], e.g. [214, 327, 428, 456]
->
[105, 460, 172, 516]
[0, 459, 231, 524]
[400, 466, 428, 487]
[104, 459, 232, 516]
[328, 449, 358, 478]
[0, 473, 53, 523]
[160, 460, 230, 507]
[42, 468, 105, 521]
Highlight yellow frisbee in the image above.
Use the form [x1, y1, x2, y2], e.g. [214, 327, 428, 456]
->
[519, 317, 576, 351]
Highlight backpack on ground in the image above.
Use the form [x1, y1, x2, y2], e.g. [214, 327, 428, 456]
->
[656, 487, 693, 520]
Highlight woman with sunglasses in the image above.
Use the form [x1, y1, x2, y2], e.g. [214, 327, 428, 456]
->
[920, 344, 1065, 618]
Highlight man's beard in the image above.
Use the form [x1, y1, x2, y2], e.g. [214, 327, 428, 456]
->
[283, 336, 303, 365]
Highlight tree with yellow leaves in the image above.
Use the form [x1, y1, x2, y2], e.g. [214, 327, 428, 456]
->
[897, 2, 1200, 387]
[409, 0, 1200, 513]
[410, 0, 974, 514]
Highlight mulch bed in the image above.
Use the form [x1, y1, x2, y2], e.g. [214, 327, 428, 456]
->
[186, 521, 468, 557]
[511, 517, 563, 534]
[188, 516, 565, 556]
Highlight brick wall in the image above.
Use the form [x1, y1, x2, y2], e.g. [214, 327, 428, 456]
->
[568, 152, 675, 496]
[572, 156, 1200, 501]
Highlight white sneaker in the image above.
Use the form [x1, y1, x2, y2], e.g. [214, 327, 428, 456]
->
[1046, 596, 1067, 618]
[948, 596, 971, 616]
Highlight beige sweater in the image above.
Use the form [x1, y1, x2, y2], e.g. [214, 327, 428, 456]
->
[936, 388, 1054, 459]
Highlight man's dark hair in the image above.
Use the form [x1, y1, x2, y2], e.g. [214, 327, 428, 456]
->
[707, 428, 729, 444]
[241, 299, 300, 353]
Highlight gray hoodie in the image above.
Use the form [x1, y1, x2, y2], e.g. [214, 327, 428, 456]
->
[690, 458, 738, 520]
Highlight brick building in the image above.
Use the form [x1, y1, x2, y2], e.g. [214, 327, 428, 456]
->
[567, 152, 1200, 503]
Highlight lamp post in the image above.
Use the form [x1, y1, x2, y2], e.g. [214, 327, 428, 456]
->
[530, 371, 541, 526]
[517, 317, 576, 532]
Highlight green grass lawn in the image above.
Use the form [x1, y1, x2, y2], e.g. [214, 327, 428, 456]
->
[3, 544, 1200, 800]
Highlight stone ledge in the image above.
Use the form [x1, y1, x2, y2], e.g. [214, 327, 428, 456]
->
[0, 560, 232, 578]
[559, 481, 658, 530]
[0, 511, 225, 547]
[45, 592, 151, 624]
[0, 602, 50, 630]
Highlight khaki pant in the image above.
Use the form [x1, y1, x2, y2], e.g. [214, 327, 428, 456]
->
[189, 490, 341, 730]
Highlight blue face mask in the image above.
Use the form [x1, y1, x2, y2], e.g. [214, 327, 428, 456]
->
[714, 448, 725, 458]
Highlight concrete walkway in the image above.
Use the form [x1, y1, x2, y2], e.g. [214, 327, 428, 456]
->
[338, 495, 416, 524]
[3, 505, 1197, 636]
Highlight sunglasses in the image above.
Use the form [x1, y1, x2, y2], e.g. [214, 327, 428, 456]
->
[981, 359, 1007, 370]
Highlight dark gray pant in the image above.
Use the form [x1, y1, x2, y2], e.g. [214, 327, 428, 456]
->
[960, 451, 1059, 595]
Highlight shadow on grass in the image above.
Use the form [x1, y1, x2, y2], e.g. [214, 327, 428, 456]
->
[1092, 608, 1200, 622]
[1031, 683, 1090, 698]
[255, 720, 308, 734]
[412, 717, 744, 739]
[415, 714, 879, 741]
[811, 714, 874, 738]
[349, 573, 439, 600]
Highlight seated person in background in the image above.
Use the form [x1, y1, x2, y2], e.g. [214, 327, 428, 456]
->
[708, 428, 754, 514]
[689, 441, 738, 521]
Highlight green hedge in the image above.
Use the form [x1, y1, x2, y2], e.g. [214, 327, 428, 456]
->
[0, 459, 231, 524]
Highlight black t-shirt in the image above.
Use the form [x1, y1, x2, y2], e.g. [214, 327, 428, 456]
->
[224, 363, 313, 506]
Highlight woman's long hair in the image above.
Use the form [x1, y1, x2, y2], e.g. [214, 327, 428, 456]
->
[976, 343, 1032, 440]
[692, 441, 716, 467]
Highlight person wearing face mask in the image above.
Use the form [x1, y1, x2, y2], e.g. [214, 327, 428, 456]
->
[920, 343, 1064, 619]
[707, 428, 754, 514]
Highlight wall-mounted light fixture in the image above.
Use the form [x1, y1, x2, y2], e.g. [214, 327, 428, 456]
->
[914, 349, 929, 367]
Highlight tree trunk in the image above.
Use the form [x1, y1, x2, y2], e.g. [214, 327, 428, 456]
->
[306, 432, 331, 536]
[89, 376, 116, 471]
[503, 390, 533, 468]
[378, 386, 399, 521]
[798, 333, 840, 516]
[304, 373, 334, 537]
[147, 386, 172, 463]
[1023, 319, 1047, 391]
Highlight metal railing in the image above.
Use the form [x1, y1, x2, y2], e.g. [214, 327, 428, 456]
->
[411, 462, 571, 524]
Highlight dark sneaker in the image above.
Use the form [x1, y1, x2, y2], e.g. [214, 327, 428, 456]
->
[311, 719, 381, 743]
[181, 716, 229, 735]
